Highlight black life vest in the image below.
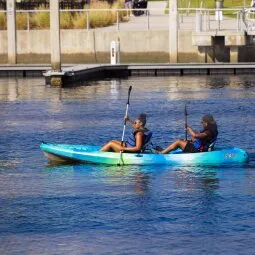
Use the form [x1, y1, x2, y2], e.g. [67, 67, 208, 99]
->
[126, 128, 152, 151]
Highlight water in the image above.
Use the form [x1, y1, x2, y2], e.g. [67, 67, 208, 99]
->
[0, 76, 254, 255]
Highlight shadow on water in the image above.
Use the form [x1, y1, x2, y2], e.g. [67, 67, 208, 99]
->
[43, 162, 232, 195]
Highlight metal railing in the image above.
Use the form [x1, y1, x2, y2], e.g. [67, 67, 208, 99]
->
[241, 7, 255, 34]
[0, 7, 255, 34]
[0, 0, 89, 10]
[178, 8, 245, 32]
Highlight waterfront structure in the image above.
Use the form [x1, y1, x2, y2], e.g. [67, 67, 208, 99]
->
[1, 0, 255, 85]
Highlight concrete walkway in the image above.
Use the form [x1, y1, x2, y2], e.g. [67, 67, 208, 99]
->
[94, 1, 243, 32]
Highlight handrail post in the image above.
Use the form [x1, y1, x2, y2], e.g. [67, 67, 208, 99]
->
[207, 10, 210, 30]
[86, 10, 89, 31]
[147, 9, 149, 30]
[237, 11, 239, 31]
[117, 10, 119, 31]
[27, 12, 30, 31]
[203, 9, 206, 31]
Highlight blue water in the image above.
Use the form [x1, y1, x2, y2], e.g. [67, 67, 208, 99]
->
[0, 76, 255, 254]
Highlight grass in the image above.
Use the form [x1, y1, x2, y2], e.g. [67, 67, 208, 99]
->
[165, 0, 246, 16]
[0, 0, 128, 30]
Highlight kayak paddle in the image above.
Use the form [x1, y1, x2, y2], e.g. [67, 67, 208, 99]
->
[185, 104, 188, 141]
[118, 86, 132, 165]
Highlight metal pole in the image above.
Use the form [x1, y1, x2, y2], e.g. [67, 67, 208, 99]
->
[147, 10, 149, 30]
[117, 10, 119, 31]
[203, 9, 206, 31]
[237, 12, 239, 31]
[86, 11, 89, 31]
[117, 37, 120, 64]
[27, 12, 29, 31]
[207, 11, 211, 30]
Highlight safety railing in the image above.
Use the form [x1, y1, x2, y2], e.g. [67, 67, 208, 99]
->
[178, 8, 245, 32]
[240, 7, 255, 34]
[0, 7, 254, 33]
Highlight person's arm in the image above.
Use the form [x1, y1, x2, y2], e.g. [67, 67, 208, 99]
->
[125, 115, 136, 129]
[123, 132, 143, 152]
[186, 126, 210, 139]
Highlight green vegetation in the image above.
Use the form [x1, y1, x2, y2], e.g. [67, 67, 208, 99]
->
[0, 0, 129, 30]
[0, 0, 248, 30]
[0, 13, 7, 30]
[166, 0, 246, 16]
[177, 0, 245, 9]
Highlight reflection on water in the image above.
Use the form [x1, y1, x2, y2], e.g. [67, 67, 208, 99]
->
[0, 76, 255, 255]
[0, 75, 255, 103]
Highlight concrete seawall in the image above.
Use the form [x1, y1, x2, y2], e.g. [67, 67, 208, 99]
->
[1, 30, 255, 64]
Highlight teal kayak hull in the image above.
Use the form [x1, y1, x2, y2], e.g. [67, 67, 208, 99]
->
[40, 143, 249, 166]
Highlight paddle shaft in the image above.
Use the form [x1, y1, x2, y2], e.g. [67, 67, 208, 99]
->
[121, 104, 129, 145]
[118, 86, 132, 165]
[120, 86, 132, 144]
[185, 105, 188, 141]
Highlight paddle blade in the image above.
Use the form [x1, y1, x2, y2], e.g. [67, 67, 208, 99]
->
[127, 86, 132, 104]
[185, 105, 188, 116]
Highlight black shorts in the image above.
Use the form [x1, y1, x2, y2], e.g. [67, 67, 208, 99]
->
[183, 142, 199, 153]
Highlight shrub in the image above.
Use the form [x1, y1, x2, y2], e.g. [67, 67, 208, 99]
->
[60, 11, 73, 29]
[72, 12, 87, 29]
[111, 0, 129, 23]
[0, 0, 130, 30]
[0, 13, 6, 30]
[16, 13, 27, 30]
[89, 1, 113, 28]
[30, 7, 50, 29]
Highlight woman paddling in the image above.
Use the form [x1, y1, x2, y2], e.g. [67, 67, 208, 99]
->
[100, 113, 152, 153]
[157, 114, 218, 154]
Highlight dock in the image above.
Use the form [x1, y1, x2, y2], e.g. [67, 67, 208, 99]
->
[1, 63, 255, 86]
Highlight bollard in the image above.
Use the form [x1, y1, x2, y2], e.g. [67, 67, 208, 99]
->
[111, 41, 117, 65]
[111, 40, 120, 65]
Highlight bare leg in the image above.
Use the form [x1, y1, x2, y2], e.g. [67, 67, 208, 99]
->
[100, 140, 125, 152]
[161, 139, 187, 154]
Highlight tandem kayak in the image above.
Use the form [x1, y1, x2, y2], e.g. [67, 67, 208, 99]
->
[40, 143, 249, 166]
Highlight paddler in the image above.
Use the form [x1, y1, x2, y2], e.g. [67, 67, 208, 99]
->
[100, 113, 152, 152]
[156, 114, 218, 154]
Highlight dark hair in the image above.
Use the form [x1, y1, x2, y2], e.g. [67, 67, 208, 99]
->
[202, 114, 216, 125]
[202, 114, 218, 133]
[137, 113, 147, 126]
